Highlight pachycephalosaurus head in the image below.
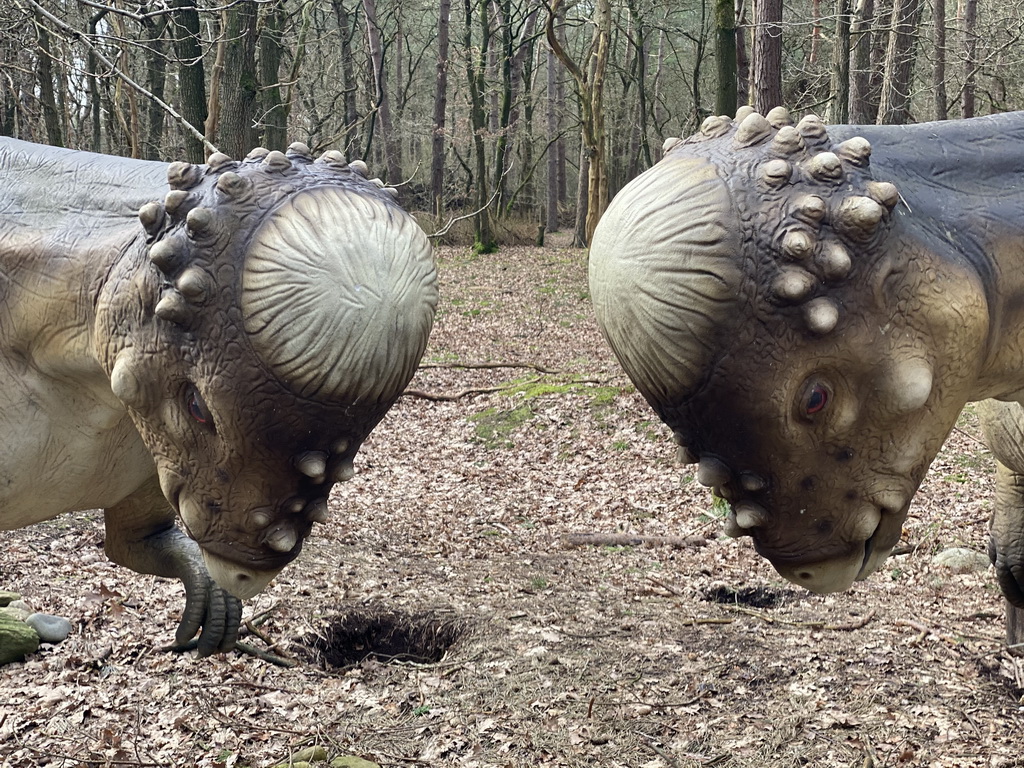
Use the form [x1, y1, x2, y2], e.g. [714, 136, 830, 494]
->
[590, 107, 990, 594]
[100, 144, 438, 598]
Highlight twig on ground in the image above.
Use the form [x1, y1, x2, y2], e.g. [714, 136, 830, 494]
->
[895, 618, 935, 644]
[419, 360, 562, 374]
[564, 532, 707, 550]
[729, 606, 876, 631]
[164, 638, 297, 667]
[235, 640, 298, 668]
[402, 383, 522, 401]
[24, 746, 163, 767]
[974, 640, 1024, 659]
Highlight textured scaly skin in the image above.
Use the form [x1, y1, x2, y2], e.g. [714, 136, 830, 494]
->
[0, 139, 437, 655]
[590, 109, 1024, 630]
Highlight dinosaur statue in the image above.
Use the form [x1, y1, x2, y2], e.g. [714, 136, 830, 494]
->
[589, 107, 1024, 643]
[0, 138, 437, 655]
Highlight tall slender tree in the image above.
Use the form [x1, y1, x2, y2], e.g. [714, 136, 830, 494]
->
[363, 0, 401, 183]
[430, 0, 451, 218]
[752, 0, 783, 113]
[849, 0, 877, 122]
[933, 0, 948, 120]
[960, 0, 977, 118]
[170, 0, 208, 162]
[877, 0, 923, 124]
[547, 0, 611, 247]
[716, 0, 739, 115]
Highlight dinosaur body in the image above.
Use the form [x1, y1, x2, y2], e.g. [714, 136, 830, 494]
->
[0, 139, 437, 654]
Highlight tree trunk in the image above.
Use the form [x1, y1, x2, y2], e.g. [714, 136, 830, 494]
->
[827, 0, 852, 123]
[752, 0, 783, 113]
[464, 0, 494, 251]
[716, 0, 738, 116]
[877, 0, 923, 124]
[87, 9, 109, 153]
[573, 142, 590, 248]
[809, 0, 822, 65]
[141, 13, 169, 160]
[545, 43, 560, 233]
[959, 0, 977, 118]
[218, 2, 259, 157]
[34, 14, 63, 147]
[430, 0, 451, 218]
[258, 1, 288, 151]
[330, 1, 360, 159]
[932, 0, 947, 120]
[736, 0, 750, 107]
[849, 0, 877, 122]
[170, 0, 208, 162]
[547, 0, 611, 247]
[508, 10, 539, 213]
[491, 0, 514, 211]
[363, 0, 401, 184]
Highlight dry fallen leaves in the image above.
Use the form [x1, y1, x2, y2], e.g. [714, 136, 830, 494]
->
[1, 239, 1022, 767]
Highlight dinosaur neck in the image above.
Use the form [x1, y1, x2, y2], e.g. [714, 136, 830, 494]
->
[832, 115, 1024, 402]
[0, 139, 160, 382]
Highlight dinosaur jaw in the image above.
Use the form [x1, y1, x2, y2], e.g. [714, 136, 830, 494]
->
[201, 549, 282, 600]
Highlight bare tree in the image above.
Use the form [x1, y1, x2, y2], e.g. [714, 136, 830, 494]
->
[545, 39, 560, 233]
[547, 0, 611, 247]
[716, 0, 739, 115]
[170, 0, 209, 162]
[877, 0, 923, 124]
[849, 0, 878, 122]
[463, 0, 495, 251]
[827, 0, 852, 123]
[932, 0, 948, 120]
[430, 0, 451, 218]
[752, 0, 783, 112]
[217, 2, 259, 157]
[33, 8, 63, 147]
[363, 0, 401, 183]
[959, 0, 977, 118]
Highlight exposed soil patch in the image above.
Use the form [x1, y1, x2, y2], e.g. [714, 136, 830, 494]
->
[302, 607, 468, 668]
[701, 584, 798, 609]
[1, 238, 1022, 767]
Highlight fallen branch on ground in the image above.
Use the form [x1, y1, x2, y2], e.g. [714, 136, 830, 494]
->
[564, 532, 707, 549]
[419, 361, 563, 374]
[402, 383, 532, 402]
[729, 605, 876, 631]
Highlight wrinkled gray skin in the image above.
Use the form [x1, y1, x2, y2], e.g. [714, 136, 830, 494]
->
[0, 139, 437, 655]
[590, 108, 1024, 623]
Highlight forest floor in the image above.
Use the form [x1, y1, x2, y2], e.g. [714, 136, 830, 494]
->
[1, 239, 1023, 768]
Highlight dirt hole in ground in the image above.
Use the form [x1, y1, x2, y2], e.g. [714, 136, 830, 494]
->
[701, 584, 796, 609]
[302, 606, 468, 669]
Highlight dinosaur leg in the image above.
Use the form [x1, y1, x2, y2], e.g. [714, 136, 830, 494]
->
[978, 400, 1024, 648]
[102, 477, 242, 655]
[990, 461, 1024, 648]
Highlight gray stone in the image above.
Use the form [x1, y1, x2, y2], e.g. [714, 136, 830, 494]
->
[931, 547, 991, 574]
[26, 613, 74, 644]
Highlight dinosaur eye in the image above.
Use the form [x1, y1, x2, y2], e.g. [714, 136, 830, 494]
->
[802, 382, 830, 417]
[186, 387, 212, 426]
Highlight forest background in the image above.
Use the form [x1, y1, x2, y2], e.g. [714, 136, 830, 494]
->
[0, 0, 1009, 249]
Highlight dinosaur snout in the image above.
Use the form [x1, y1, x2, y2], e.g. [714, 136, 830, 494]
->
[202, 550, 282, 599]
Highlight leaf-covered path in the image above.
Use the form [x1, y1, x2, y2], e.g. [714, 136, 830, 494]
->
[1, 244, 1022, 767]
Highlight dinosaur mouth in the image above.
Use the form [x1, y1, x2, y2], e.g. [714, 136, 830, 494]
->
[856, 530, 876, 581]
[854, 505, 902, 582]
